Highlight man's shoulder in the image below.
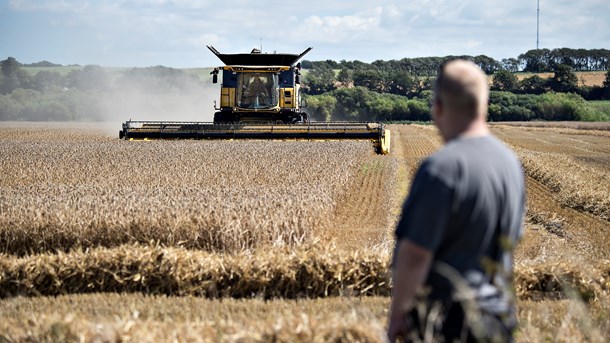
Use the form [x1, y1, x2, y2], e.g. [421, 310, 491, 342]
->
[418, 148, 462, 187]
[421, 135, 520, 184]
[422, 137, 472, 172]
[431, 134, 515, 163]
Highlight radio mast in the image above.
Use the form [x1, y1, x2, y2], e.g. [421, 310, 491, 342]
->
[537, 0, 540, 49]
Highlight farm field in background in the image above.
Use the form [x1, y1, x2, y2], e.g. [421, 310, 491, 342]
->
[0, 122, 609, 342]
[496, 120, 610, 130]
[514, 70, 608, 87]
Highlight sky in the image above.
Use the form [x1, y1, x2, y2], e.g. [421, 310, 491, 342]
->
[1, 0, 609, 68]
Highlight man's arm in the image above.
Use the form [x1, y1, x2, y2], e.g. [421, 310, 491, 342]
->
[387, 239, 433, 342]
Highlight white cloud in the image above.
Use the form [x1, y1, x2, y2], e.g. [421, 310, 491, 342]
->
[291, 7, 387, 44]
[4, 0, 610, 67]
[9, 0, 92, 12]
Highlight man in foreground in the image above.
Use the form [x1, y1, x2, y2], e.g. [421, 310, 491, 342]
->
[387, 60, 525, 342]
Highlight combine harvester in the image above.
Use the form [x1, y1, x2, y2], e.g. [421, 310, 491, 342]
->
[119, 46, 390, 154]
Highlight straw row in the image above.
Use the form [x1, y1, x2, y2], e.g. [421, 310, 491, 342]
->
[0, 293, 389, 343]
[0, 246, 391, 299]
[514, 146, 610, 221]
[1, 245, 608, 301]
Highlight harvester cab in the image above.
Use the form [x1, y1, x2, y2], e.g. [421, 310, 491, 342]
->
[208, 45, 312, 124]
[119, 46, 390, 155]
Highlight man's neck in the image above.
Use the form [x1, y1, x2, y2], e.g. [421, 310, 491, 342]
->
[443, 120, 490, 143]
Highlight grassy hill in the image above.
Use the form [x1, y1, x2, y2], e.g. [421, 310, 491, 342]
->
[21, 65, 216, 83]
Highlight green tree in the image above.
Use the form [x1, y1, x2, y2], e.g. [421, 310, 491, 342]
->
[332, 87, 371, 120]
[66, 65, 110, 91]
[474, 55, 502, 74]
[1, 57, 21, 79]
[0, 57, 31, 94]
[519, 49, 552, 72]
[32, 71, 63, 92]
[337, 68, 353, 86]
[549, 64, 578, 93]
[603, 70, 610, 89]
[600, 70, 610, 100]
[305, 94, 337, 121]
[491, 70, 519, 92]
[353, 70, 385, 92]
[501, 58, 520, 72]
[414, 77, 435, 95]
[519, 75, 547, 94]
[387, 71, 415, 96]
[303, 67, 335, 94]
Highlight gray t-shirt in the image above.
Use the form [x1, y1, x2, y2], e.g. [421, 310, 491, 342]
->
[395, 134, 525, 313]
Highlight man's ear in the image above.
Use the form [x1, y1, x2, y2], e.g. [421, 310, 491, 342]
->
[432, 99, 442, 122]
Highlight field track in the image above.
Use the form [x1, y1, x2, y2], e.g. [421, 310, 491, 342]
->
[326, 125, 442, 250]
[388, 124, 442, 200]
[318, 125, 440, 249]
[328, 155, 396, 249]
[525, 178, 610, 260]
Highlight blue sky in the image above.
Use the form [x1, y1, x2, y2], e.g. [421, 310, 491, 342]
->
[1, 0, 609, 68]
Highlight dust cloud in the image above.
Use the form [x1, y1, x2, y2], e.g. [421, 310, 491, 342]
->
[99, 87, 218, 124]
[91, 67, 220, 135]
[93, 87, 217, 137]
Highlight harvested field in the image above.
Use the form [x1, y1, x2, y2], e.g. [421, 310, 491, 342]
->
[513, 71, 607, 87]
[494, 121, 610, 131]
[493, 125, 610, 222]
[0, 294, 390, 342]
[0, 293, 609, 342]
[1, 295, 608, 342]
[1, 122, 609, 342]
[327, 155, 398, 249]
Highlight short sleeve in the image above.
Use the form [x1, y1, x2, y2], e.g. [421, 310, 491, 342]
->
[395, 162, 454, 252]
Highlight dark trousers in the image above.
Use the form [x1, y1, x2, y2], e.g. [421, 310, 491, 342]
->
[405, 301, 515, 343]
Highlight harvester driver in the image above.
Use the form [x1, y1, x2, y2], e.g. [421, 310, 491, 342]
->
[244, 76, 270, 107]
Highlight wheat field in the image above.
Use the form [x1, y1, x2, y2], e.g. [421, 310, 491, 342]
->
[0, 122, 609, 342]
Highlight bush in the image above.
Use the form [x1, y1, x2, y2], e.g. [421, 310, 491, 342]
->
[492, 70, 519, 91]
[488, 91, 595, 121]
[533, 93, 591, 121]
[306, 87, 430, 122]
[305, 94, 337, 121]
[489, 104, 534, 121]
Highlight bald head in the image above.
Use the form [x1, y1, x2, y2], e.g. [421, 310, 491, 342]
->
[433, 60, 490, 141]
[434, 60, 489, 119]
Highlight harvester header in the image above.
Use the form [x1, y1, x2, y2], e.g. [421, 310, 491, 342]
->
[119, 46, 390, 154]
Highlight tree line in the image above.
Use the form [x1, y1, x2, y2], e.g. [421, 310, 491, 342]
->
[305, 87, 605, 123]
[302, 48, 610, 122]
[0, 57, 203, 94]
[2, 48, 610, 122]
[304, 58, 610, 99]
[302, 48, 610, 75]
[0, 57, 205, 121]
